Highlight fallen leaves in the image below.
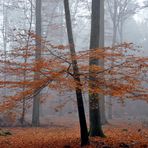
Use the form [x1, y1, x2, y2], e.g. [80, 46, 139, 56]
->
[0, 122, 147, 148]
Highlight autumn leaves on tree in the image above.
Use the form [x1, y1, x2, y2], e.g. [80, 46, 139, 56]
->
[0, 0, 148, 147]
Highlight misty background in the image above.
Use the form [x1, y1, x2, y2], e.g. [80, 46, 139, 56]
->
[0, 0, 148, 127]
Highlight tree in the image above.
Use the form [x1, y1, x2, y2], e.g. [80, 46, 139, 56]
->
[106, 0, 139, 45]
[64, 0, 89, 146]
[0, 40, 147, 147]
[0, 0, 36, 126]
[2, 0, 8, 88]
[106, 0, 139, 119]
[0, 1, 147, 146]
[98, 0, 107, 125]
[20, 0, 34, 126]
[32, 0, 42, 127]
[89, 0, 106, 137]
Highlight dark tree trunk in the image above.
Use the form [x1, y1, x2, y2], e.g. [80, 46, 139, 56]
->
[89, 0, 105, 137]
[20, 98, 26, 126]
[64, 0, 89, 146]
[108, 97, 113, 119]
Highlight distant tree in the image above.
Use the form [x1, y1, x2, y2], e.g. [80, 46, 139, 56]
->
[1, 0, 9, 97]
[0, 0, 36, 126]
[106, 0, 139, 45]
[32, 0, 42, 127]
[106, 0, 140, 119]
[20, 0, 34, 126]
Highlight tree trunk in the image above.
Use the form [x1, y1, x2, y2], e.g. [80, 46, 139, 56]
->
[108, 0, 118, 120]
[112, 21, 117, 46]
[89, 0, 105, 137]
[32, 0, 41, 127]
[118, 19, 123, 43]
[108, 97, 112, 119]
[21, 0, 34, 126]
[112, 0, 118, 46]
[2, 2, 8, 97]
[64, 0, 89, 146]
[99, 94, 107, 125]
[99, 0, 107, 125]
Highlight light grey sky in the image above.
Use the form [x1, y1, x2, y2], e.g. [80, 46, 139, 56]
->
[134, 0, 148, 22]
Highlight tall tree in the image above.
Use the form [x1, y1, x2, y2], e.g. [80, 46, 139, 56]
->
[89, 0, 105, 137]
[64, 0, 89, 146]
[2, 0, 8, 97]
[99, 0, 107, 125]
[32, 0, 41, 126]
[106, 0, 139, 45]
[20, 0, 34, 126]
[106, 0, 139, 119]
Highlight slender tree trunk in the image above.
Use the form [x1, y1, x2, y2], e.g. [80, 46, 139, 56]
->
[20, 97, 26, 126]
[112, 0, 117, 46]
[99, 0, 107, 125]
[64, 0, 89, 146]
[89, 0, 105, 137]
[59, 2, 64, 116]
[2, 2, 7, 97]
[118, 19, 123, 43]
[21, 0, 33, 126]
[108, 0, 118, 120]
[112, 21, 117, 46]
[32, 0, 41, 127]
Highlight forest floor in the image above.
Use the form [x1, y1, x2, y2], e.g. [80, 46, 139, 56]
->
[0, 120, 148, 148]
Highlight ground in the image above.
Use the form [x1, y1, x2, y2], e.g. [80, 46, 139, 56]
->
[0, 120, 148, 148]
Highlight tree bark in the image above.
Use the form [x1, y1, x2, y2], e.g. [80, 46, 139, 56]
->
[99, 0, 107, 125]
[112, 0, 118, 46]
[108, 97, 113, 119]
[89, 0, 105, 137]
[32, 0, 41, 127]
[2, 2, 8, 97]
[118, 19, 123, 43]
[64, 0, 89, 146]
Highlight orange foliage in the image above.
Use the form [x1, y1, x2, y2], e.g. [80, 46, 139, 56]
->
[0, 35, 147, 111]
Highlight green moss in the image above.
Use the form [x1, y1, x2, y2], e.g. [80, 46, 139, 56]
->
[0, 130, 12, 136]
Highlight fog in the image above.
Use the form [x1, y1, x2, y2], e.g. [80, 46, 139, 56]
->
[0, 0, 148, 128]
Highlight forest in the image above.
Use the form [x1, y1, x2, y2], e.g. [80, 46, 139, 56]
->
[0, 0, 148, 147]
